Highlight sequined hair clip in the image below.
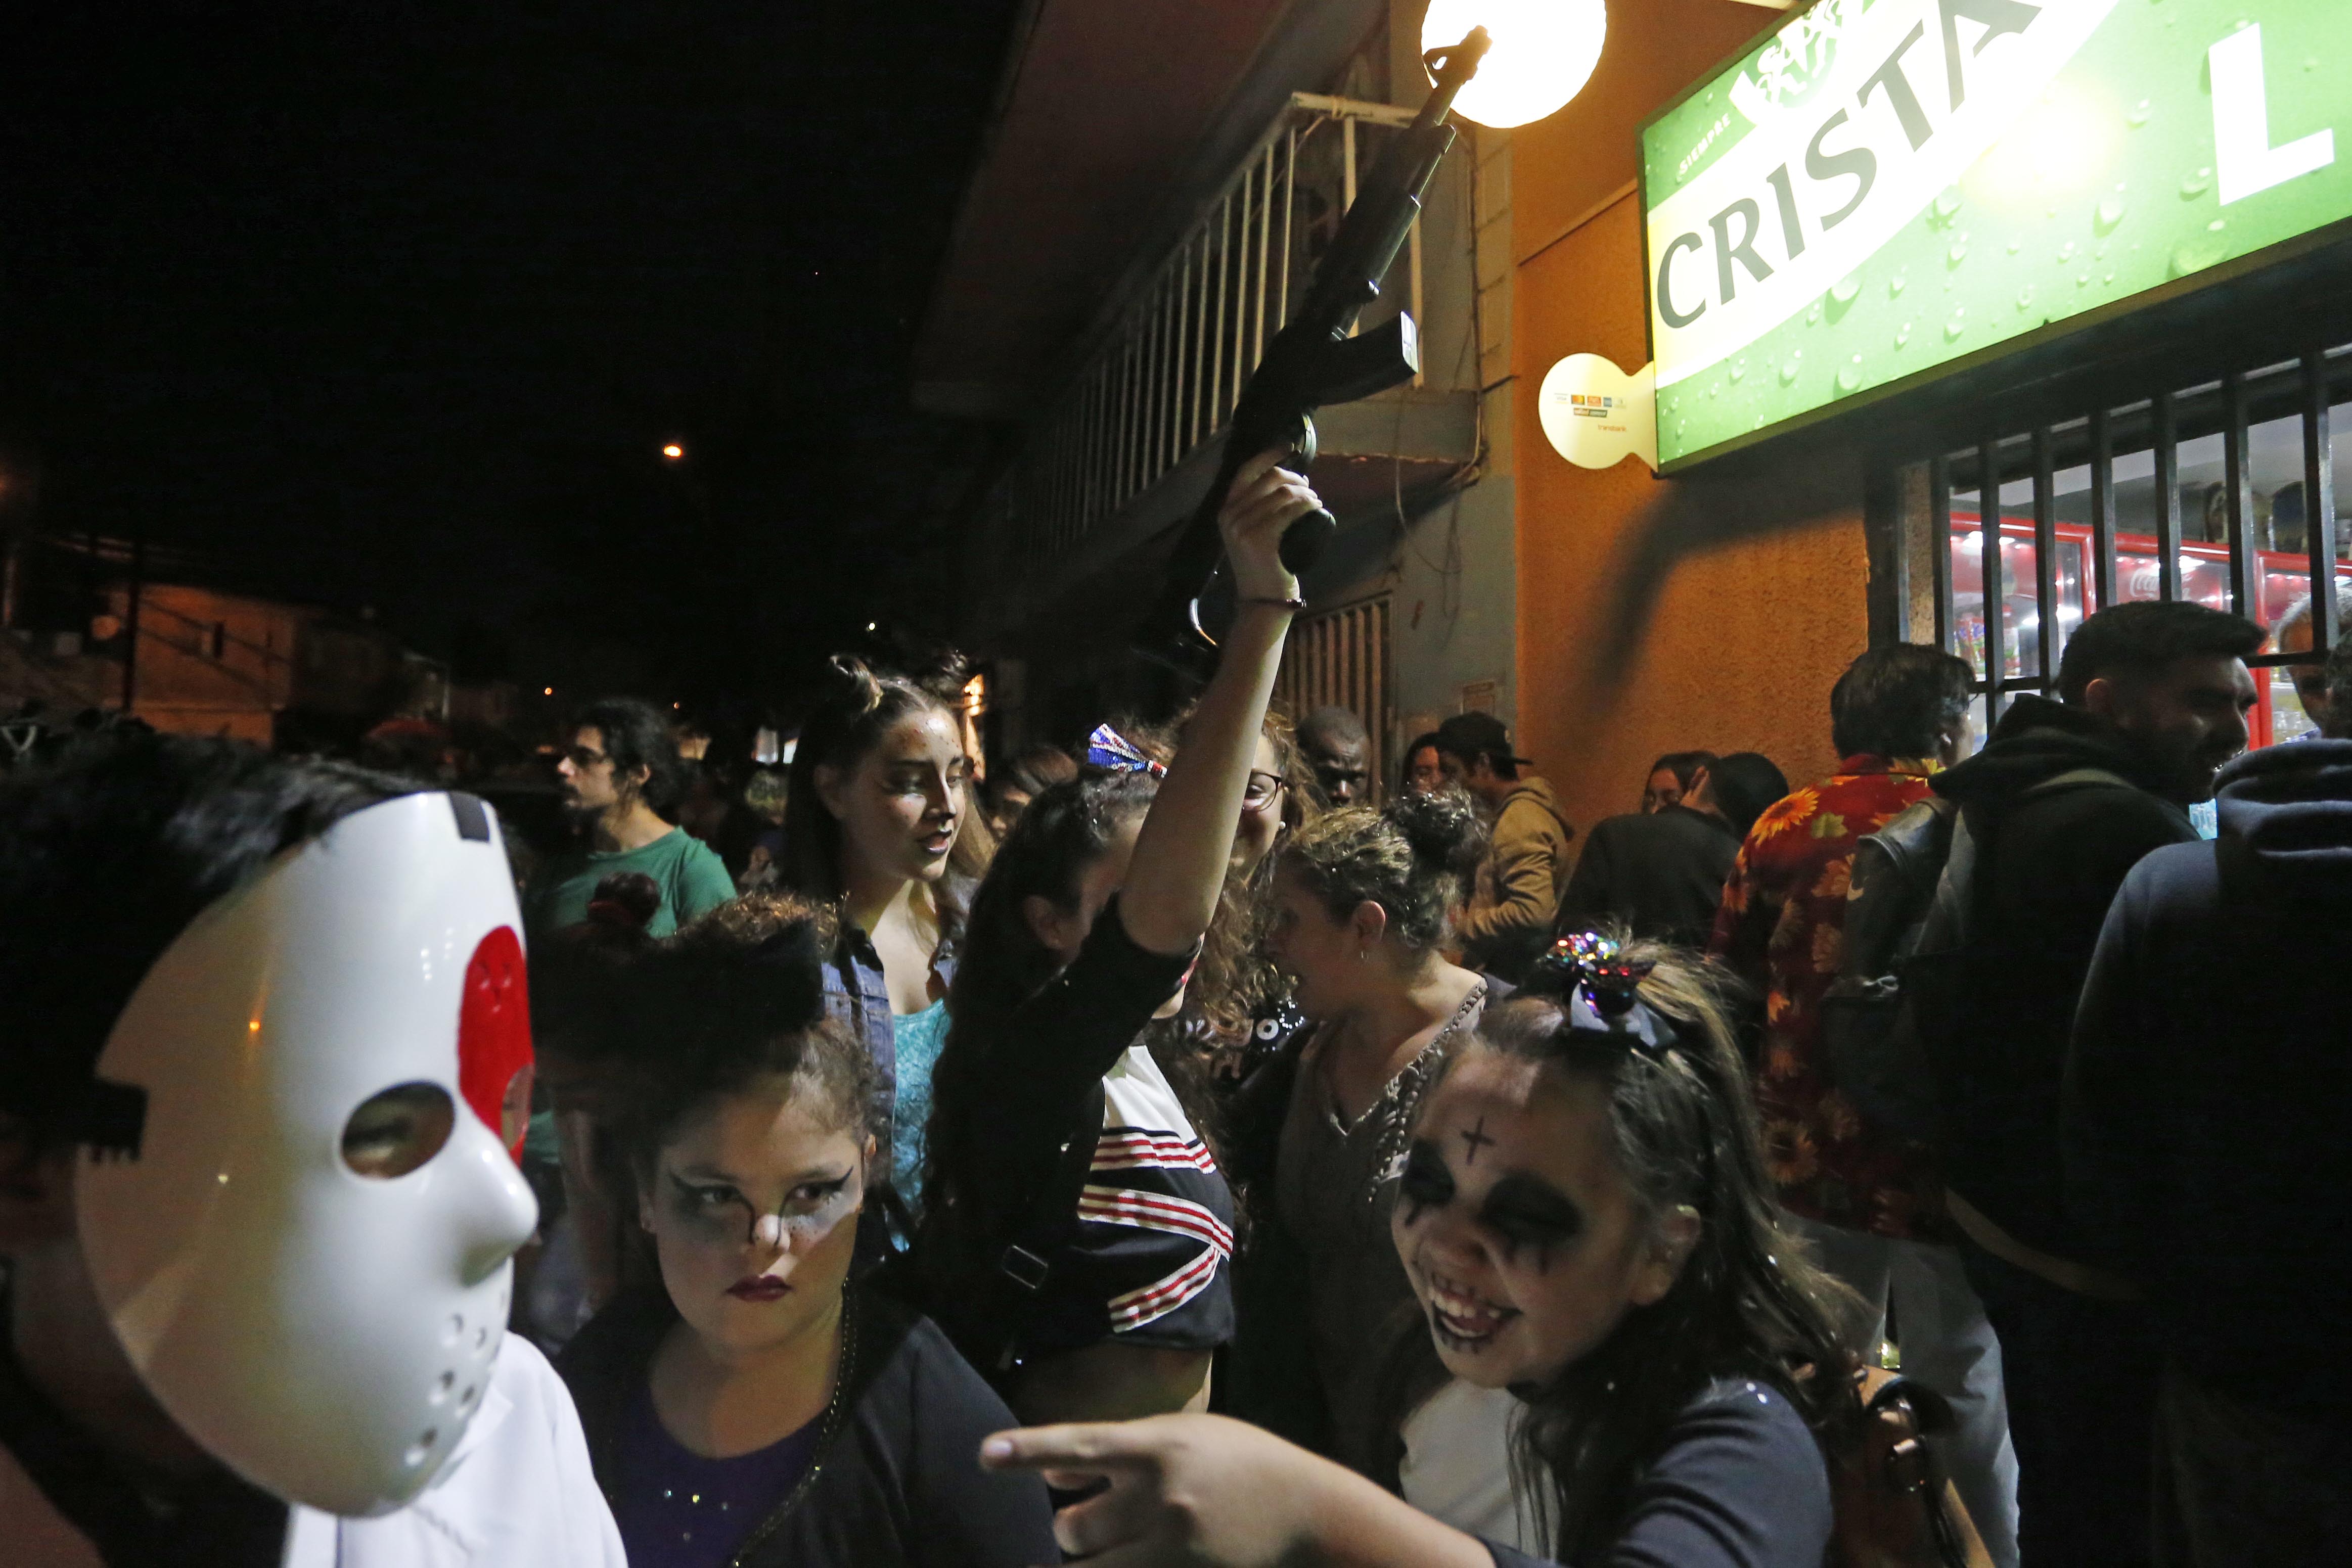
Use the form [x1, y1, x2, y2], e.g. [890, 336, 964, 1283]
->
[1084, 724, 1166, 778]
[1530, 932, 1678, 1054]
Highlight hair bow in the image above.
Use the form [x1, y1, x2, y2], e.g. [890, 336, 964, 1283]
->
[1531, 932, 1678, 1054]
[1084, 724, 1166, 778]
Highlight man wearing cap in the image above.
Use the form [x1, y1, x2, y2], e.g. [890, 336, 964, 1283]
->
[1434, 711, 1575, 984]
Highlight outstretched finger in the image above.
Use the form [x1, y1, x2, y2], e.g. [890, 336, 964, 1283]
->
[981, 1423, 1163, 1477]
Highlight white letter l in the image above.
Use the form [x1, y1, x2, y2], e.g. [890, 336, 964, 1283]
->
[2211, 24, 2334, 207]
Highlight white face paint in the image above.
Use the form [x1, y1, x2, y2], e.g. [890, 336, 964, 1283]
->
[75, 793, 539, 1517]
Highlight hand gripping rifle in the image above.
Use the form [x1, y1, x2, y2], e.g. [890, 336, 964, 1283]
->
[1147, 27, 1490, 662]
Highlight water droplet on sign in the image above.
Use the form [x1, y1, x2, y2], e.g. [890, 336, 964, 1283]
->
[2207, 218, 2225, 232]
[1933, 188, 1963, 222]
[2180, 167, 2212, 198]
[1949, 241, 1969, 266]
[2127, 99, 2151, 128]
[2017, 285, 2036, 310]
[2095, 196, 2127, 231]
[1837, 362, 1863, 394]
[1831, 274, 1861, 305]
[1889, 271, 1908, 297]
[1780, 356, 1801, 386]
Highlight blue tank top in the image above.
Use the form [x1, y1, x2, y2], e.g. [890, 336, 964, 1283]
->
[889, 1001, 951, 1209]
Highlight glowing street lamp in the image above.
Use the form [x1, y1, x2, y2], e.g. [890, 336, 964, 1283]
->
[1421, 0, 1607, 129]
[660, 443, 685, 461]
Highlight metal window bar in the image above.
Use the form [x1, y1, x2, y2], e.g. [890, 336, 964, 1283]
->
[1275, 594, 1394, 792]
[2088, 407, 2117, 613]
[1920, 347, 2347, 731]
[2154, 390, 2183, 601]
[1930, 453, 1955, 651]
[1977, 437, 2008, 722]
[2306, 349, 2342, 650]
[2031, 427, 2057, 685]
[2225, 372, 2255, 617]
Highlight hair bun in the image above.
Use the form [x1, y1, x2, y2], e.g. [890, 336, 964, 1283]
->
[585, 870, 661, 933]
[1384, 786, 1488, 881]
[744, 918, 828, 1032]
[824, 654, 886, 719]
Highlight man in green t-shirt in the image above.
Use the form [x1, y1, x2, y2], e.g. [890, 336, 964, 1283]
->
[523, 697, 735, 943]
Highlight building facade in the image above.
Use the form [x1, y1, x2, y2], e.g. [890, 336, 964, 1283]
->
[933, 0, 2347, 826]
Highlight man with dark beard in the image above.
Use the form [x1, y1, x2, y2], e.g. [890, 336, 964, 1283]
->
[524, 696, 733, 942]
[1929, 599, 2263, 1567]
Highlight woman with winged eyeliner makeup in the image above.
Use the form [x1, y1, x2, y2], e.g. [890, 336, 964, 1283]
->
[553, 894, 1056, 1568]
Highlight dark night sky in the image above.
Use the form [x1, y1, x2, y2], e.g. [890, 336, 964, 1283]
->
[1, 2, 1020, 711]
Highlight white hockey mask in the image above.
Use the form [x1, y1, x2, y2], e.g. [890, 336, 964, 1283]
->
[75, 791, 540, 1517]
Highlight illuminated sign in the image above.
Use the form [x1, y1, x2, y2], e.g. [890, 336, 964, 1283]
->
[1641, 0, 2351, 468]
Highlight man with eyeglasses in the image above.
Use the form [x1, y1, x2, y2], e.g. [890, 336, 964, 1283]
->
[524, 696, 734, 944]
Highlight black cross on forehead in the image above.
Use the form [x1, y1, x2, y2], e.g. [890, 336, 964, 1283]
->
[1459, 1117, 1497, 1164]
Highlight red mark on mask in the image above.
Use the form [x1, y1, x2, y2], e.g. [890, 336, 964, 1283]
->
[458, 926, 534, 1161]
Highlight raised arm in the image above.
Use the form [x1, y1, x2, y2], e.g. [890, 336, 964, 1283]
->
[1116, 450, 1319, 957]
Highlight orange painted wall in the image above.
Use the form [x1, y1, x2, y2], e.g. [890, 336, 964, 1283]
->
[1510, 3, 1873, 841]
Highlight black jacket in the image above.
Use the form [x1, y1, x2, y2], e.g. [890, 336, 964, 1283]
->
[2064, 739, 2352, 1432]
[1928, 695, 2197, 1257]
[555, 1283, 1057, 1568]
[1554, 805, 1742, 947]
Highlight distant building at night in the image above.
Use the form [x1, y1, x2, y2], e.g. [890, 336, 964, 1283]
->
[1, 531, 414, 746]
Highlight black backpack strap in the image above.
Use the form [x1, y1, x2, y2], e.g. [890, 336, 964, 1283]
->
[971, 1082, 1106, 1375]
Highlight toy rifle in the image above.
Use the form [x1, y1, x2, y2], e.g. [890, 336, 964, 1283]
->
[1147, 26, 1490, 661]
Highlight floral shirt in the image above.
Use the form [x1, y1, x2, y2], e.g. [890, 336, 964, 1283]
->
[1709, 757, 1946, 1241]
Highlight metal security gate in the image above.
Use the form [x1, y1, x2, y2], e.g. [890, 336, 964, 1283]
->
[1893, 346, 2349, 746]
[1276, 593, 1392, 795]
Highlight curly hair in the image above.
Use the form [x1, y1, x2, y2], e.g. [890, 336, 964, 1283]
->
[1277, 786, 1487, 953]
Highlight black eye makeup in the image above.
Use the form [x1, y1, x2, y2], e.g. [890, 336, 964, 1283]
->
[1396, 1140, 1456, 1223]
[661, 1166, 861, 1248]
[1477, 1173, 1585, 1271]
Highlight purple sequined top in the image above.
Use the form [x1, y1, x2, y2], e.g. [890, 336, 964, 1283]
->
[610, 1381, 824, 1568]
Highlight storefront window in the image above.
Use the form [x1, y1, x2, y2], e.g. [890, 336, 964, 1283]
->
[1912, 354, 2350, 750]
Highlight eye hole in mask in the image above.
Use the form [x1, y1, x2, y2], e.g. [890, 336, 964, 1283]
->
[342, 1083, 457, 1180]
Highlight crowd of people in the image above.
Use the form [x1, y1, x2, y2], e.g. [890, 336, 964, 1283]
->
[4, 449, 2348, 1568]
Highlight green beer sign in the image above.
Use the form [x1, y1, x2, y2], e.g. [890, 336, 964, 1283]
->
[1641, 0, 2351, 468]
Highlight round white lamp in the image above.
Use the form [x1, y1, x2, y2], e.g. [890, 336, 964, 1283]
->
[1422, 0, 1608, 129]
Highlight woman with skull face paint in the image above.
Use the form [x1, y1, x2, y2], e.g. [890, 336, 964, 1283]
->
[979, 938, 1867, 1568]
[555, 894, 1056, 1568]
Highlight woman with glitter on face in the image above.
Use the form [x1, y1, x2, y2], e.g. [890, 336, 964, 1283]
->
[553, 895, 1055, 1568]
